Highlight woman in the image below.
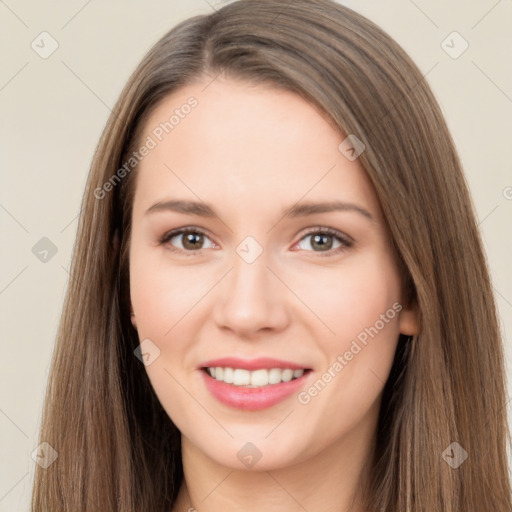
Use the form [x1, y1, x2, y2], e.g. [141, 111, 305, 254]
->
[31, 0, 511, 510]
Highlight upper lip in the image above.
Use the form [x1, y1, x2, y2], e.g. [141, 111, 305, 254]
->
[199, 357, 311, 371]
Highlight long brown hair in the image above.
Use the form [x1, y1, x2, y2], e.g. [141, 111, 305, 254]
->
[31, 1, 511, 510]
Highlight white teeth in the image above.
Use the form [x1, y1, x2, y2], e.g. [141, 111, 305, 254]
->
[268, 368, 282, 385]
[281, 369, 294, 382]
[250, 369, 268, 387]
[206, 367, 306, 387]
[223, 367, 234, 383]
[233, 368, 251, 385]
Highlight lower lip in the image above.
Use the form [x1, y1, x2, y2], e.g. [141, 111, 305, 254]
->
[200, 369, 312, 411]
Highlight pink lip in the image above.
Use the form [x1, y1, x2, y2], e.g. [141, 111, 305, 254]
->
[199, 357, 310, 371]
[199, 368, 313, 411]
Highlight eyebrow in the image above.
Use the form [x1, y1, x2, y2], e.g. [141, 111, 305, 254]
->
[145, 199, 373, 221]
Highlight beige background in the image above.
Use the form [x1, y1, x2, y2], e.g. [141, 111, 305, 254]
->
[1, 0, 511, 509]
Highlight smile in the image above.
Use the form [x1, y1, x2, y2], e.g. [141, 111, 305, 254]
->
[204, 367, 308, 387]
[200, 367, 313, 411]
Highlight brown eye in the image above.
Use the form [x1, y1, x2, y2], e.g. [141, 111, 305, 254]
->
[160, 228, 215, 253]
[295, 228, 352, 256]
[309, 233, 335, 251]
[180, 232, 204, 250]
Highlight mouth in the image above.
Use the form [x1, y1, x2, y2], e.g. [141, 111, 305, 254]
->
[199, 365, 314, 411]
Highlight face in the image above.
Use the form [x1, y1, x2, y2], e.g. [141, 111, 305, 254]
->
[128, 77, 418, 471]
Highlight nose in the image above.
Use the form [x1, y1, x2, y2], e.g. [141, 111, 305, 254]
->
[212, 247, 290, 338]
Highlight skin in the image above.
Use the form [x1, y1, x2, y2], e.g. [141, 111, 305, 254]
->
[129, 77, 419, 512]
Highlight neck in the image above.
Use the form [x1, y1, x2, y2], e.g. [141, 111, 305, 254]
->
[172, 407, 378, 512]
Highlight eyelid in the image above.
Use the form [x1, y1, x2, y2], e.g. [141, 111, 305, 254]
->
[298, 226, 353, 243]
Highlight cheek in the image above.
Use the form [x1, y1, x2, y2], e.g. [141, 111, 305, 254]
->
[289, 252, 402, 402]
[129, 249, 211, 429]
[129, 246, 212, 337]
[283, 253, 403, 344]
[292, 254, 403, 425]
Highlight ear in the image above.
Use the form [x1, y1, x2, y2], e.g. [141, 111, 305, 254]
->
[130, 305, 137, 329]
[398, 303, 420, 336]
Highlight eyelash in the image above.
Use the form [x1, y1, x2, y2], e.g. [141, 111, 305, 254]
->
[158, 226, 353, 258]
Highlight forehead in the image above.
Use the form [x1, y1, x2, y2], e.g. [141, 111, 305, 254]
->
[132, 78, 380, 220]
